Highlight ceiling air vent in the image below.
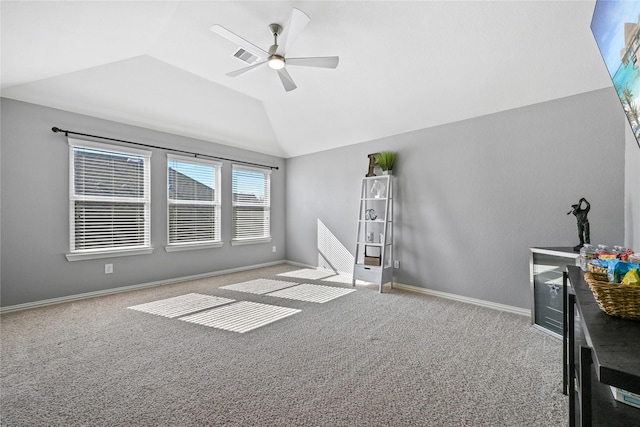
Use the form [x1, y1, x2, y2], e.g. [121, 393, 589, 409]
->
[233, 48, 261, 65]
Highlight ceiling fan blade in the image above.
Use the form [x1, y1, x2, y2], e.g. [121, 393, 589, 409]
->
[226, 61, 266, 77]
[286, 56, 339, 69]
[211, 24, 269, 59]
[276, 8, 311, 56]
[276, 68, 297, 92]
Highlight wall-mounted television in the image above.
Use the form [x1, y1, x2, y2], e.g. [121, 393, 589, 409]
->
[591, 0, 640, 149]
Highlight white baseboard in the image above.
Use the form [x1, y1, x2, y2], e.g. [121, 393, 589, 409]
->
[1, 261, 529, 318]
[0, 260, 287, 314]
[284, 260, 317, 269]
[285, 264, 529, 316]
[392, 282, 530, 317]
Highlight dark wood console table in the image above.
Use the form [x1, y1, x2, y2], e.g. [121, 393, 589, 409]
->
[566, 265, 640, 426]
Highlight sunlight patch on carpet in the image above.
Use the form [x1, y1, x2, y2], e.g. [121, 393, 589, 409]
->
[220, 278, 297, 295]
[279, 268, 365, 285]
[267, 283, 356, 303]
[322, 273, 358, 284]
[127, 293, 234, 318]
[277, 268, 335, 280]
[178, 301, 301, 333]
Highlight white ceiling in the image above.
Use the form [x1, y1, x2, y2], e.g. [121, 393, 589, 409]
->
[1, 1, 613, 158]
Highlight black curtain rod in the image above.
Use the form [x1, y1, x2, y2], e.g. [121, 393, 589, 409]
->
[51, 127, 279, 170]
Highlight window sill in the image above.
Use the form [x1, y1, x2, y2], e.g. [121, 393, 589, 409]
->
[231, 237, 272, 246]
[165, 242, 224, 252]
[66, 247, 154, 262]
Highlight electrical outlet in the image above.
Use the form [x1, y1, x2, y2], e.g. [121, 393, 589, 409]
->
[394, 260, 400, 269]
[105, 263, 113, 274]
[272, 245, 277, 253]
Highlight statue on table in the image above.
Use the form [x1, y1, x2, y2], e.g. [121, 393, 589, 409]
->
[567, 197, 590, 251]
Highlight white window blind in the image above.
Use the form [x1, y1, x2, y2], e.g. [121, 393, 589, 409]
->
[167, 156, 221, 245]
[69, 139, 151, 253]
[232, 165, 271, 242]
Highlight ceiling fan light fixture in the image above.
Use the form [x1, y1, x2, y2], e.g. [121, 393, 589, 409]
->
[268, 55, 285, 70]
[213, 9, 337, 91]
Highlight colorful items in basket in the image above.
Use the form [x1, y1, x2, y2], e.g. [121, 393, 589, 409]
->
[583, 245, 638, 278]
[584, 247, 640, 320]
[579, 244, 635, 271]
[589, 258, 640, 284]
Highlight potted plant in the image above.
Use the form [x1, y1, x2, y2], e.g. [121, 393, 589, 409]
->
[374, 151, 397, 175]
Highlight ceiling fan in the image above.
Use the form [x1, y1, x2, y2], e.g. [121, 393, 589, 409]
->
[211, 8, 339, 92]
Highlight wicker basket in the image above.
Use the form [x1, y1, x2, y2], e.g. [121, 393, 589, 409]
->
[587, 263, 608, 281]
[583, 272, 640, 320]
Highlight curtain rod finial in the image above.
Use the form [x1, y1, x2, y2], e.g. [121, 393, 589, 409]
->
[52, 127, 60, 133]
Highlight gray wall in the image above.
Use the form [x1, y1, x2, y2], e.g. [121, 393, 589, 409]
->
[625, 123, 640, 250]
[1, 98, 286, 307]
[285, 88, 626, 309]
[2, 87, 632, 311]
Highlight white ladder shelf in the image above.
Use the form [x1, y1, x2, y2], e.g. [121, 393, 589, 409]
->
[352, 175, 393, 292]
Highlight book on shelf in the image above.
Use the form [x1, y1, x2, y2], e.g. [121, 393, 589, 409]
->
[610, 386, 640, 410]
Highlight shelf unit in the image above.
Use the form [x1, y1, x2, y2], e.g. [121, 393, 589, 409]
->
[352, 175, 393, 292]
[566, 266, 640, 426]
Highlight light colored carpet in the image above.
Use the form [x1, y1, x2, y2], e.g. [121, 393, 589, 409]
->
[220, 278, 298, 295]
[279, 268, 359, 284]
[127, 293, 234, 318]
[222, 278, 356, 303]
[266, 283, 356, 303]
[179, 301, 301, 333]
[0, 264, 567, 426]
[277, 268, 335, 280]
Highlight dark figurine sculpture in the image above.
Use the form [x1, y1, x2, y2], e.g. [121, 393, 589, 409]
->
[567, 197, 590, 251]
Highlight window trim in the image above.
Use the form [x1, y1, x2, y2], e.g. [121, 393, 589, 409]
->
[165, 241, 224, 252]
[165, 154, 222, 251]
[67, 139, 152, 261]
[230, 237, 271, 246]
[231, 164, 272, 245]
[66, 247, 154, 262]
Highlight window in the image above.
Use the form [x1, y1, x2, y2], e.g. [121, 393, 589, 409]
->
[68, 139, 151, 260]
[232, 165, 271, 244]
[167, 155, 221, 249]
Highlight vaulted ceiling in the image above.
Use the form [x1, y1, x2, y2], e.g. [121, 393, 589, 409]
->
[1, 1, 612, 158]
